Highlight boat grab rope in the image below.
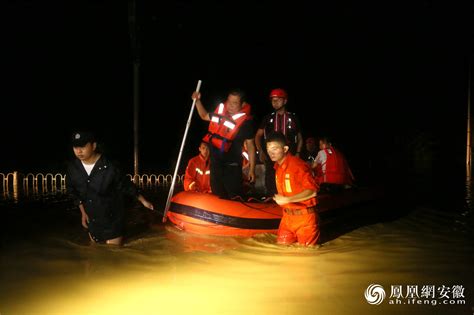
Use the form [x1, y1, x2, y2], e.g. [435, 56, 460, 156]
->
[169, 203, 281, 230]
[230, 195, 281, 215]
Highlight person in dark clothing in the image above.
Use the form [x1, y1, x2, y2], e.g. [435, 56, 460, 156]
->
[192, 88, 256, 199]
[66, 131, 154, 245]
[255, 88, 303, 196]
[300, 136, 318, 166]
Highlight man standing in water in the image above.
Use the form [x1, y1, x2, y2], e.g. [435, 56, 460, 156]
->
[66, 131, 154, 245]
[266, 131, 320, 246]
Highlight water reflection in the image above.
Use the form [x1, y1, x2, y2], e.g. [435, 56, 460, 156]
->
[0, 174, 473, 315]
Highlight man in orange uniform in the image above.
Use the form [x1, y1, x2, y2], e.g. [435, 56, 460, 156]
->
[184, 141, 211, 193]
[266, 131, 320, 246]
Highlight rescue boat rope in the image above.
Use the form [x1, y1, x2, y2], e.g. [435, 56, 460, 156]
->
[233, 198, 282, 215]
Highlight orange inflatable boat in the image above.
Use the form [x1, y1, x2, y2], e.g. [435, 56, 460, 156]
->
[166, 186, 383, 237]
[166, 191, 283, 237]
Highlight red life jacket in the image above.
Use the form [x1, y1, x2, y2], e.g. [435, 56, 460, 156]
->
[316, 147, 355, 185]
[203, 102, 251, 152]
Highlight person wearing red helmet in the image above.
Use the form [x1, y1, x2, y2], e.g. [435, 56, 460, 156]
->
[268, 88, 288, 99]
[255, 88, 304, 196]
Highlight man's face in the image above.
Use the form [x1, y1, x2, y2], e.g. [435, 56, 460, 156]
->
[73, 142, 96, 161]
[271, 97, 287, 111]
[306, 139, 316, 152]
[226, 94, 243, 114]
[319, 140, 328, 150]
[266, 141, 288, 164]
[199, 143, 210, 159]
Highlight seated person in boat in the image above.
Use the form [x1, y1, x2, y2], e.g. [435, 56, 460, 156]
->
[184, 141, 211, 193]
[312, 137, 355, 190]
[266, 131, 320, 246]
[300, 136, 318, 166]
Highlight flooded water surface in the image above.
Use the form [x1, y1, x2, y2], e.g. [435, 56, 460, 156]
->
[1, 173, 473, 315]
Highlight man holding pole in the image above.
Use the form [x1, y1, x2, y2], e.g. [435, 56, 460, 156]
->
[192, 88, 256, 199]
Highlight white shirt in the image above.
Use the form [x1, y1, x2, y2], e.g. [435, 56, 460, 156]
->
[81, 161, 96, 176]
[314, 149, 332, 174]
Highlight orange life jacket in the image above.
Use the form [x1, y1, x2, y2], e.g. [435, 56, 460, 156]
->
[203, 102, 251, 152]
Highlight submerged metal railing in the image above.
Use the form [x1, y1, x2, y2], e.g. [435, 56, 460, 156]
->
[0, 172, 184, 202]
[126, 173, 185, 188]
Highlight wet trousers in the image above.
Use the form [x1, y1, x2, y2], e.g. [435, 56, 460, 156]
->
[277, 212, 320, 246]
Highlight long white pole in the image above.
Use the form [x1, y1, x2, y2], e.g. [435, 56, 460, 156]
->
[128, 0, 140, 182]
[133, 61, 140, 181]
[467, 62, 472, 168]
[162, 80, 202, 222]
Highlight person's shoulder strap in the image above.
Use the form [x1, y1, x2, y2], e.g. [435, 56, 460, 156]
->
[286, 111, 300, 119]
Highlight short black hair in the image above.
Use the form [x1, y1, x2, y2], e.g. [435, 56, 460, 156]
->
[265, 131, 288, 147]
[227, 88, 246, 103]
[319, 136, 332, 146]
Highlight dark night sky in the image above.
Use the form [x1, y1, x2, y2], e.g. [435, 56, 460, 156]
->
[2, 1, 473, 175]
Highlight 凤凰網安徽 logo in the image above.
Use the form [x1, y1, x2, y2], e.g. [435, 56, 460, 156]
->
[365, 284, 386, 305]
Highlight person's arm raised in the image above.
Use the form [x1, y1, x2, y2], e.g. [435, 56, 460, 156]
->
[192, 91, 210, 121]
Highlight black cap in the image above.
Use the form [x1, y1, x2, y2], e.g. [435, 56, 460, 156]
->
[71, 131, 96, 147]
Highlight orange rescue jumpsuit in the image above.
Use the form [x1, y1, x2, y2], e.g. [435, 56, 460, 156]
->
[184, 154, 211, 193]
[274, 154, 320, 246]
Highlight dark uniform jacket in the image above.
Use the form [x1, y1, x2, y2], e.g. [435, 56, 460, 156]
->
[66, 155, 138, 241]
[260, 111, 301, 155]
